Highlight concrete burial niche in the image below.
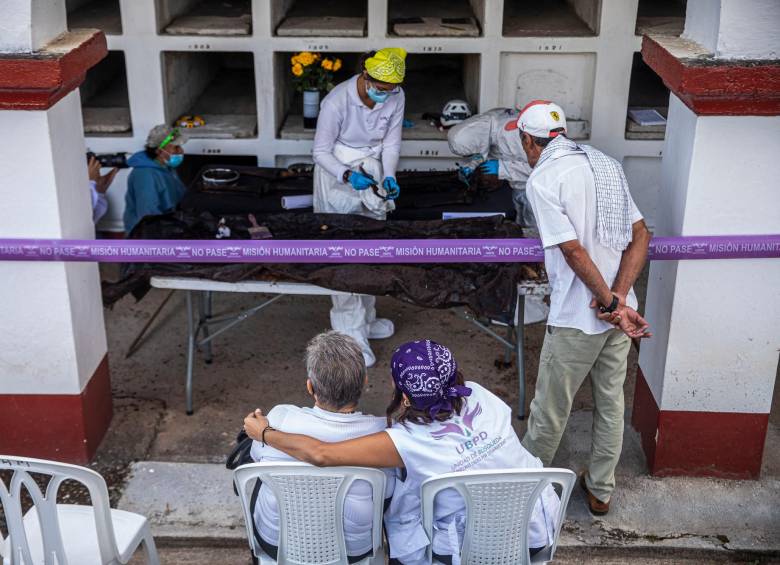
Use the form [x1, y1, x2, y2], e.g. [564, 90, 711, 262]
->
[499, 52, 595, 139]
[388, 0, 484, 37]
[66, 0, 122, 35]
[80, 50, 132, 136]
[277, 52, 361, 139]
[156, 0, 252, 36]
[625, 52, 670, 140]
[402, 53, 480, 140]
[503, 0, 600, 37]
[635, 0, 686, 36]
[273, 0, 367, 37]
[162, 51, 257, 139]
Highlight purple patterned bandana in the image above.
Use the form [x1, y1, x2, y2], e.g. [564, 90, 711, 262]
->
[391, 340, 472, 418]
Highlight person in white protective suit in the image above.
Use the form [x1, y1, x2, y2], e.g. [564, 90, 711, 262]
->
[448, 107, 550, 324]
[311, 48, 407, 367]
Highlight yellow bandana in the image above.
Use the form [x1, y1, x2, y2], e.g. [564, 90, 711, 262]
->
[365, 47, 407, 84]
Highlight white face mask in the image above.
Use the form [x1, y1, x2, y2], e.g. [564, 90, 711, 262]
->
[365, 76, 399, 103]
[367, 85, 390, 103]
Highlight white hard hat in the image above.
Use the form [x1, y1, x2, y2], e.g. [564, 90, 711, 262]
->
[505, 100, 567, 138]
[440, 99, 472, 127]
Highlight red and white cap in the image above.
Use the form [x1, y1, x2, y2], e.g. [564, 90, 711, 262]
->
[505, 100, 567, 138]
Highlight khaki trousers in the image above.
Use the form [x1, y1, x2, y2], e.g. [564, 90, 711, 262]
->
[521, 325, 630, 502]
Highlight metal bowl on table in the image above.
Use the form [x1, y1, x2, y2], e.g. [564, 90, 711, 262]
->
[201, 167, 240, 188]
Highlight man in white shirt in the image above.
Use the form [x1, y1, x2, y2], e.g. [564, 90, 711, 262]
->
[509, 100, 652, 515]
[249, 331, 394, 561]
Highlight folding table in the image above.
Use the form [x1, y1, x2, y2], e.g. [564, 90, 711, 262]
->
[149, 276, 549, 418]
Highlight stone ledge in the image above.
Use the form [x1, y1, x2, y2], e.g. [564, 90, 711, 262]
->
[641, 34, 780, 115]
[0, 29, 107, 110]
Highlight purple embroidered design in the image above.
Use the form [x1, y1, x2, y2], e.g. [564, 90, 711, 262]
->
[429, 400, 482, 440]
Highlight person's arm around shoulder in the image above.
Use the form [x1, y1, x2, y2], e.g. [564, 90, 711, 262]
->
[244, 409, 404, 468]
[249, 405, 289, 461]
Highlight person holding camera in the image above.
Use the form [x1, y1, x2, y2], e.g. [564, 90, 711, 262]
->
[87, 155, 119, 224]
[123, 124, 188, 233]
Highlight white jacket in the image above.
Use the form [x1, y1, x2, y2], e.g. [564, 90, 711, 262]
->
[447, 108, 532, 190]
[383, 382, 560, 563]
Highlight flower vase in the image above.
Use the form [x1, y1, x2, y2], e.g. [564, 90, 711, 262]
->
[303, 89, 320, 130]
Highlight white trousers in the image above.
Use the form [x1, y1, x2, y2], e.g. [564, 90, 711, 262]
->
[330, 295, 376, 349]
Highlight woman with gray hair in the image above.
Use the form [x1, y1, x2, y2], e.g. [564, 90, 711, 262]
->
[248, 330, 394, 562]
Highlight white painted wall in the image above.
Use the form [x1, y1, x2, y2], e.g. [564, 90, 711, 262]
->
[683, 0, 721, 55]
[639, 96, 780, 414]
[685, 0, 780, 59]
[0, 92, 108, 394]
[659, 259, 780, 413]
[0, 0, 66, 52]
[718, 0, 780, 59]
[622, 156, 661, 229]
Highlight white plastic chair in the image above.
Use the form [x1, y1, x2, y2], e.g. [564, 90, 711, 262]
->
[0, 455, 159, 565]
[233, 462, 386, 565]
[421, 468, 576, 565]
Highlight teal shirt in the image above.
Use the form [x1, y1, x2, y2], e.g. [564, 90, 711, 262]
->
[123, 151, 187, 233]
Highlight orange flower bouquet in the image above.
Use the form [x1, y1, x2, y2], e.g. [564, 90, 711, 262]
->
[290, 51, 342, 92]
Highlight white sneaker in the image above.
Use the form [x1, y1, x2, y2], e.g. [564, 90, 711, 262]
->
[368, 318, 395, 340]
[362, 346, 377, 368]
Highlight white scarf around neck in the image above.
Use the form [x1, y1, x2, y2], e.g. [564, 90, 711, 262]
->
[537, 136, 633, 251]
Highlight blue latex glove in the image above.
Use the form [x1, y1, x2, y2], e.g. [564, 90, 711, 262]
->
[480, 159, 499, 175]
[457, 166, 473, 187]
[347, 170, 375, 191]
[382, 177, 400, 200]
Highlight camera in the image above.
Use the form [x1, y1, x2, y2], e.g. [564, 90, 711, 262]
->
[86, 152, 129, 168]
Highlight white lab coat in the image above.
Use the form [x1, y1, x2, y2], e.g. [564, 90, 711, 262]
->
[311, 75, 403, 360]
[384, 382, 560, 564]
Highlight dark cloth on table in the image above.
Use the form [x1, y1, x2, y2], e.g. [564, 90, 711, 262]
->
[180, 166, 515, 222]
[102, 211, 545, 321]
